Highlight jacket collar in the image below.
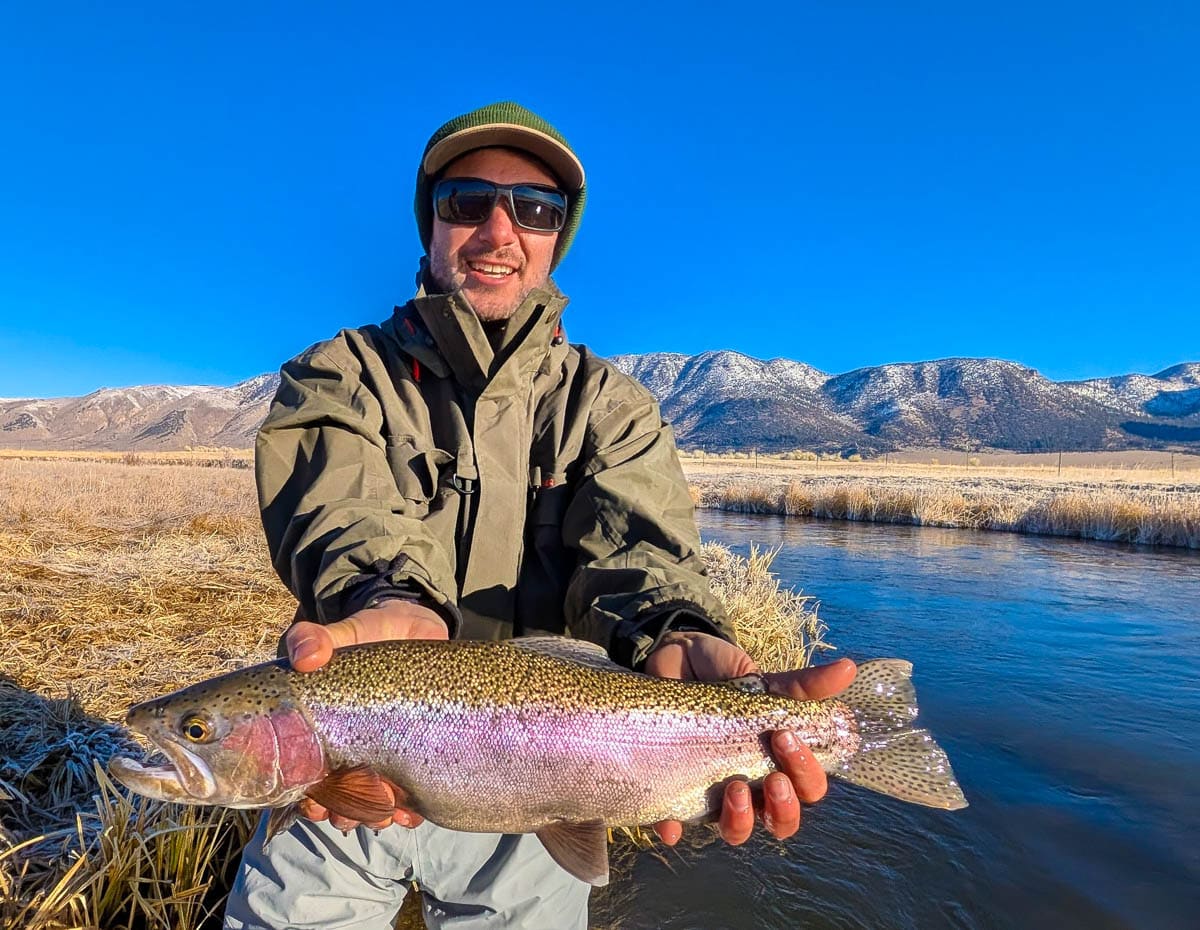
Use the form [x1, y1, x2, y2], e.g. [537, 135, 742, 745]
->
[404, 274, 569, 396]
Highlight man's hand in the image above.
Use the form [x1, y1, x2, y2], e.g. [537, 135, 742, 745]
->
[644, 631, 857, 847]
[284, 599, 449, 832]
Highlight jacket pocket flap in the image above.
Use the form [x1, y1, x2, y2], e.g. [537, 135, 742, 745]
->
[385, 438, 454, 502]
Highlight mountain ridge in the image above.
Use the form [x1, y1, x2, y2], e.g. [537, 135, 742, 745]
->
[3, 355, 1198, 454]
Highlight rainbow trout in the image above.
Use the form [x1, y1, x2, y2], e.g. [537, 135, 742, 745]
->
[110, 637, 966, 885]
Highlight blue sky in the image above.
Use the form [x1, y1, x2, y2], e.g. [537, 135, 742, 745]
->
[1, 1, 1197, 397]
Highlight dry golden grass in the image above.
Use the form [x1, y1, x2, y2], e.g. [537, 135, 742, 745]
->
[0, 448, 253, 470]
[1, 458, 825, 929]
[693, 472, 1200, 548]
[680, 448, 1200, 485]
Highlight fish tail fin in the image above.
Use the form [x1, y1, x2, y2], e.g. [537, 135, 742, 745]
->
[831, 659, 968, 810]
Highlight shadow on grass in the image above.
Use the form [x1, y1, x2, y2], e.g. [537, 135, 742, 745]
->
[0, 676, 253, 930]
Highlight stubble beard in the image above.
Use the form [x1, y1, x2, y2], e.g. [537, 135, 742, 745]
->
[429, 250, 544, 322]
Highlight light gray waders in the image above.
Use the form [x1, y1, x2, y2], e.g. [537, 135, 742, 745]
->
[224, 815, 590, 929]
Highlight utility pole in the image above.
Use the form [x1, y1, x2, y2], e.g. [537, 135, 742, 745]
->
[1171, 451, 1176, 479]
[1058, 450, 1062, 477]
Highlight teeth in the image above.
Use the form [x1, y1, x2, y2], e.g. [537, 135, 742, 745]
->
[469, 261, 514, 276]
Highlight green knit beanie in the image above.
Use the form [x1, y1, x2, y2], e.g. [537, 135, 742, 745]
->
[414, 102, 587, 271]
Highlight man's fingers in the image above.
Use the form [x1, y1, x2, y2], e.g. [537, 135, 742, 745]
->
[772, 730, 828, 804]
[644, 633, 759, 683]
[763, 657, 857, 701]
[286, 621, 335, 672]
[392, 808, 424, 828]
[653, 819, 682, 846]
[298, 797, 329, 822]
[762, 772, 801, 839]
[718, 781, 755, 846]
[644, 642, 687, 680]
[327, 812, 361, 833]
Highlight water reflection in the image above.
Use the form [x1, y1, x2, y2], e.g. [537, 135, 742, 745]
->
[590, 514, 1200, 930]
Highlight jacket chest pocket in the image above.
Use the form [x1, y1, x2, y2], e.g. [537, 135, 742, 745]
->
[385, 437, 455, 517]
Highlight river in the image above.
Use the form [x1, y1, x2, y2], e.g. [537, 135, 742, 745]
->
[591, 512, 1200, 930]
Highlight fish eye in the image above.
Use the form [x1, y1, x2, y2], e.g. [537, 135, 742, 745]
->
[182, 716, 212, 742]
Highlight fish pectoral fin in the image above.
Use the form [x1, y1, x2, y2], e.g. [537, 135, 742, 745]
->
[535, 819, 610, 887]
[304, 766, 399, 824]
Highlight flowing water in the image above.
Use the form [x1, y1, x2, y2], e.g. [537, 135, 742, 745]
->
[591, 512, 1200, 930]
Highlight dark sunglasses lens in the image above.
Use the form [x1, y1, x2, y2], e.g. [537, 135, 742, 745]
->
[435, 180, 496, 224]
[511, 186, 567, 231]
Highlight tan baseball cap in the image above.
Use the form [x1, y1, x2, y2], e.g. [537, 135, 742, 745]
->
[423, 121, 585, 191]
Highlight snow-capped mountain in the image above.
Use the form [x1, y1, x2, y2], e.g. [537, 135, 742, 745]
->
[611, 354, 1200, 452]
[3, 355, 1198, 453]
[0, 375, 281, 450]
[1065, 363, 1200, 419]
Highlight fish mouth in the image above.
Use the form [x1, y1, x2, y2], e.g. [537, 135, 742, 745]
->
[109, 739, 218, 803]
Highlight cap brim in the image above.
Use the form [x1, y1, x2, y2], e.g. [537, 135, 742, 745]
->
[423, 123, 585, 191]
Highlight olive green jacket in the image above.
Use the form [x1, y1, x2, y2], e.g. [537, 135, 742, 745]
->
[255, 279, 732, 668]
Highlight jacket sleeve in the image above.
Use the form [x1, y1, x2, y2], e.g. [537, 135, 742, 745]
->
[254, 338, 461, 633]
[561, 372, 734, 668]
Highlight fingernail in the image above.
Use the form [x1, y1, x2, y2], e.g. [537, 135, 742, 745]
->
[777, 731, 799, 753]
[730, 784, 751, 812]
[767, 777, 791, 802]
[293, 635, 318, 662]
[396, 812, 411, 827]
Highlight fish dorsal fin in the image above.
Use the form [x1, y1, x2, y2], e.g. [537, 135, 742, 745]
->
[724, 673, 769, 694]
[535, 819, 610, 886]
[509, 636, 627, 673]
[304, 766, 398, 824]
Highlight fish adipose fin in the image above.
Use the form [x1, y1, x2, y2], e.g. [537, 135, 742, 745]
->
[535, 819, 610, 887]
[833, 659, 968, 811]
[304, 766, 399, 824]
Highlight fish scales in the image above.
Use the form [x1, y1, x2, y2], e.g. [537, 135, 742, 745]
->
[291, 641, 847, 829]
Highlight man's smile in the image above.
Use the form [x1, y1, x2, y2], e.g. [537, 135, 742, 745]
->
[466, 259, 518, 279]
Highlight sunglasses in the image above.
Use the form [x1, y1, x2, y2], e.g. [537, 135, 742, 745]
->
[433, 177, 568, 232]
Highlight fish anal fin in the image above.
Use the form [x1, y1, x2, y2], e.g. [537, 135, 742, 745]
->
[535, 819, 610, 886]
[304, 766, 398, 824]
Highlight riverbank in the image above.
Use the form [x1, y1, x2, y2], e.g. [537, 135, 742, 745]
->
[683, 459, 1200, 548]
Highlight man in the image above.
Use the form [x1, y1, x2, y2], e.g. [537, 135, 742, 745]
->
[225, 102, 856, 930]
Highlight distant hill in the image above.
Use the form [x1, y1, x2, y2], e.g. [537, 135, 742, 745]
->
[3, 356, 1198, 454]
[608, 353, 1200, 453]
[0, 375, 276, 451]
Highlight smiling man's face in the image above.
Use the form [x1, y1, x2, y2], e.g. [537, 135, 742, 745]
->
[428, 147, 561, 321]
